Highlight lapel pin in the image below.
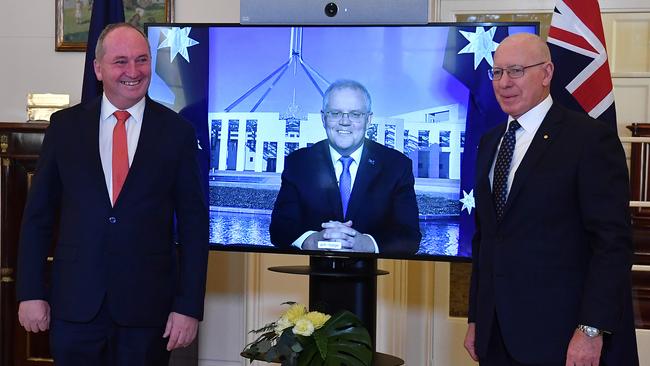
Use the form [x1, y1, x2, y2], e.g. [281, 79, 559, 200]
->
[543, 134, 549, 140]
[368, 158, 375, 166]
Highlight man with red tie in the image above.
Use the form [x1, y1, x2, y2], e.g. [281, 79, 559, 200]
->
[16, 23, 209, 365]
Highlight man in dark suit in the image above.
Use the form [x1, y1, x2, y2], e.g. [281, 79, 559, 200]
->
[16, 23, 209, 365]
[463, 33, 638, 365]
[270, 79, 421, 255]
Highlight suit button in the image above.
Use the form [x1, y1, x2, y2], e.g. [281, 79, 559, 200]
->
[109, 216, 117, 224]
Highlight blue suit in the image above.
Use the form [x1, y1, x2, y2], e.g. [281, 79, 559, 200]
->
[469, 103, 638, 364]
[270, 139, 421, 255]
[16, 97, 209, 350]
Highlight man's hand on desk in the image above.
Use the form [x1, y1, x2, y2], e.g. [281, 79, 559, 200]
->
[302, 220, 375, 252]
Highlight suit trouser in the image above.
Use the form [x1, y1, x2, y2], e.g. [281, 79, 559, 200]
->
[50, 298, 170, 366]
[481, 314, 621, 366]
[480, 317, 565, 366]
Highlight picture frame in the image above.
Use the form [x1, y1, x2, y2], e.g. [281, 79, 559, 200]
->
[55, 0, 174, 52]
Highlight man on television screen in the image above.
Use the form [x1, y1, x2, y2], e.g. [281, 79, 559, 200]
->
[16, 23, 209, 365]
[464, 33, 638, 365]
[270, 79, 421, 255]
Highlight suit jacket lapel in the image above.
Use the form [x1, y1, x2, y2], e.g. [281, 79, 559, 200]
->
[345, 142, 380, 221]
[316, 142, 344, 220]
[477, 125, 504, 225]
[81, 99, 112, 209]
[503, 103, 565, 216]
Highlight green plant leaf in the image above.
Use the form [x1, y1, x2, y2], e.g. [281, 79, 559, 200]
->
[256, 339, 272, 353]
[264, 348, 279, 362]
[291, 341, 304, 353]
[297, 310, 372, 366]
[249, 322, 278, 335]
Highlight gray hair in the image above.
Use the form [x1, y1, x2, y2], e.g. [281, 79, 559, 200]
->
[95, 22, 148, 61]
[322, 79, 372, 112]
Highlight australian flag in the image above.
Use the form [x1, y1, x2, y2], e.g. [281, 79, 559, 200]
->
[147, 26, 210, 195]
[443, 25, 536, 257]
[548, 0, 616, 129]
[81, 0, 125, 103]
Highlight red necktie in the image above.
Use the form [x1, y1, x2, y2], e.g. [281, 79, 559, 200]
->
[112, 110, 130, 205]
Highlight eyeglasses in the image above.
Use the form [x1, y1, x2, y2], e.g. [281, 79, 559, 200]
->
[322, 110, 370, 123]
[488, 61, 547, 81]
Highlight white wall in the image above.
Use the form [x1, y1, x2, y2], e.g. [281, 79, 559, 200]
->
[0, 0, 239, 123]
[1, 2, 84, 122]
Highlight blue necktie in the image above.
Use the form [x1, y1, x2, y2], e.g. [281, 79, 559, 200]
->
[339, 156, 353, 218]
[493, 120, 521, 221]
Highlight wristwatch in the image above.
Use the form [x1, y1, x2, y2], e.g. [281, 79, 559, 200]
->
[577, 324, 602, 337]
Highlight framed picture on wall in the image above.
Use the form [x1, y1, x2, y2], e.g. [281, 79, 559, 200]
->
[55, 0, 174, 52]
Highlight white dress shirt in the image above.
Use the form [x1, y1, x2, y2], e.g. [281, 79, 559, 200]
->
[489, 95, 553, 195]
[98, 95, 146, 205]
[329, 144, 363, 188]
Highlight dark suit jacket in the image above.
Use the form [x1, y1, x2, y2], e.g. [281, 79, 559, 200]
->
[270, 139, 421, 255]
[16, 97, 209, 327]
[469, 103, 638, 364]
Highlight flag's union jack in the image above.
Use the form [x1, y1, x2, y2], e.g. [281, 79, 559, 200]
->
[548, 0, 616, 128]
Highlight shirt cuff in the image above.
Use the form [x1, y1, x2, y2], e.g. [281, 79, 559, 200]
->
[292, 231, 316, 249]
[364, 234, 379, 253]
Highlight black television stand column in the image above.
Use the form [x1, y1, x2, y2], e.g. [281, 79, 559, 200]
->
[268, 255, 404, 366]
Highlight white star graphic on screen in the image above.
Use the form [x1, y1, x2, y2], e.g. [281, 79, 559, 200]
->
[458, 27, 499, 70]
[158, 27, 199, 63]
[460, 189, 475, 215]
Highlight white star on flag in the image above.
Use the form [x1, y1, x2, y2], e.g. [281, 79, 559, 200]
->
[460, 189, 475, 215]
[458, 27, 499, 70]
[158, 27, 199, 63]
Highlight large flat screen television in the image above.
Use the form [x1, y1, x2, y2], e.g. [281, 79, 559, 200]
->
[145, 22, 538, 261]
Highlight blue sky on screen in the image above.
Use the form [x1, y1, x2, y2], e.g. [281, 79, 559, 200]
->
[208, 26, 469, 119]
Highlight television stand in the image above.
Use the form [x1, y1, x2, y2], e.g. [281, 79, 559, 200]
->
[268, 255, 404, 365]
